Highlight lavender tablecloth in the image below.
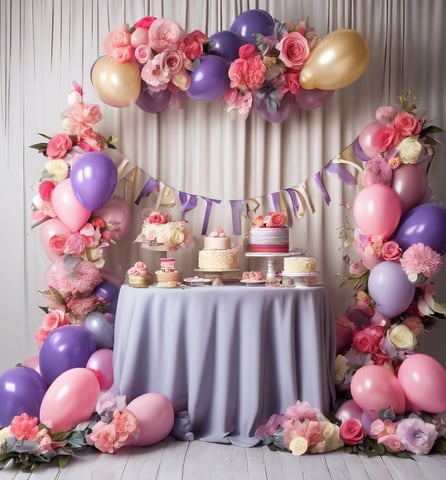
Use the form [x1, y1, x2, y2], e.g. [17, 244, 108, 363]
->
[113, 284, 336, 446]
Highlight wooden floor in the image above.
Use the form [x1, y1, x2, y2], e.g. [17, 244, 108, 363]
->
[0, 437, 445, 480]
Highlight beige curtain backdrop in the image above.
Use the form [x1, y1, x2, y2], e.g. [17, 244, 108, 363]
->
[1, 0, 445, 371]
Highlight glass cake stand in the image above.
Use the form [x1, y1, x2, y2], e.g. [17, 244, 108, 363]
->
[245, 252, 296, 283]
[194, 269, 240, 286]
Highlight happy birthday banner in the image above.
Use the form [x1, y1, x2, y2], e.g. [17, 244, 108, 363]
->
[117, 144, 361, 236]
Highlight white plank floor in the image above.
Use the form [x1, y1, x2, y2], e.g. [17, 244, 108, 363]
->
[0, 437, 445, 480]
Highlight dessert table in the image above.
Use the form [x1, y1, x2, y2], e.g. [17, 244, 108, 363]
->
[113, 284, 336, 447]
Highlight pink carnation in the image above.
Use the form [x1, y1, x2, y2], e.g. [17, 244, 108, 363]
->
[362, 155, 393, 186]
[400, 243, 443, 279]
[10, 413, 39, 441]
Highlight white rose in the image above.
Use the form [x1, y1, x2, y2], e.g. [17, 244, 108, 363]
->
[0, 426, 11, 447]
[45, 159, 69, 181]
[334, 354, 350, 384]
[396, 136, 423, 164]
[387, 324, 417, 350]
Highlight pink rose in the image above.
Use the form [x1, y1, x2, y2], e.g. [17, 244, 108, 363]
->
[393, 111, 422, 137]
[180, 29, 208, 61]
[48, 234, 68, 256]
[372, 127, 399, 152]
[352, 325, 385, 354]
[285, 71, 300, 94]
[135, 44, 150, 64]
[46, 133, 73, 159]
[252, 215, 265, 227]
[134, 16, 157, 30]
[42, 309, 69, 331]
[339, 418, 365, 445]
[148, 211, 168, 224]
[349, 261, 367, 277]
[381, 241, 402, 261]
[277, 32, 310, 69]
[160, 50, 184, 75]
[266, 211, 287, 227]
[378, 434, 405, 452]
[148, 18, 185, 52]
[239, 44, 257, 59]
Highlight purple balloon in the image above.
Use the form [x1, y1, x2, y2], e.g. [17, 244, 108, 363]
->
[0, 366, 47, 426]
[295, 88, 334, 110]
[186, 55, 230, 102]
[391, 164, 428, 215]
[137, 84, 171, 113]
[368, 261, 415, 318]
[230, 9, 275, 44]
[39, 325, 97, 385]
[353, 137, 371, 162]
[255, 93, 295, 123]
[94, 280, 120, 313]
[208, 30, 246, 60]
[71, 152, 117, 211]
[393, 203, 446, 255]
[83, 312, 115, 349]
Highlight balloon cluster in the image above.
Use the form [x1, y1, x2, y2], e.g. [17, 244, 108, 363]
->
[334, 94, 446, 443]
[91, 9, 369, 122]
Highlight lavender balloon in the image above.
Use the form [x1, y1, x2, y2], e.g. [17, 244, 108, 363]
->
[71, 152, 117, 211]
[255, 93, 295, 123]
[83, 312, 115, 349]
[230, 9, 275, 44]
[0, 366, 47, 426]
[353, 136, 371, 162]
[186, 55, 230, 102]
[295, 88, 334, 110]
[208, 30, 246, 61]
[368, 261, 415, 318]
[393, 203, 446, 255]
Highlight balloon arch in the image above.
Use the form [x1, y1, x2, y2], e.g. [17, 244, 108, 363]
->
[1, 8, 446, 470]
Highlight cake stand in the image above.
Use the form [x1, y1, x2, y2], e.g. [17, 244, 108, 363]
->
[245, 252, 295, 283]
[194, 269, 240, 286]
[280, 272, 320, 287]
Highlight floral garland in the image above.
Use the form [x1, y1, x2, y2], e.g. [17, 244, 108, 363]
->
[255, 93, 446, 458]
[91, 9, 369, 122]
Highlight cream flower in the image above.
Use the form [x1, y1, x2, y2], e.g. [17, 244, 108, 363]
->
[0, 426, 11, 447]
[45, 159, 69, 181]
[320, 421, 344, 452]
[289, 436, 309, 455]
[387, 324, 417, 350]
[334, 354, 350, 384]
[396, 136, 423, 164]
[167, 228, 185, 247]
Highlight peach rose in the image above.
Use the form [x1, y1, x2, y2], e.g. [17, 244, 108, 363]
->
[277, 31, 310, 69]
[252, 215, 265, 227]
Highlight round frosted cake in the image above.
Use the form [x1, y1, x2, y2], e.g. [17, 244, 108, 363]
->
[198, 249, 239, 271]
[283, 256, 317, 274]
[249, 212, 289, 253]
[156, 257, 181, 284]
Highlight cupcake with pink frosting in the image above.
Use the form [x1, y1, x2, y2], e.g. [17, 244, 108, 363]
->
[127, 261, 152, 288]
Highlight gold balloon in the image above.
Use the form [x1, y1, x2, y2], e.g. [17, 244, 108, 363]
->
[91, 55, 141, 107]
[300, 29, 369, 90]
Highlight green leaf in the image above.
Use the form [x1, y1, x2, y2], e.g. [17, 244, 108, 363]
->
[29, 142, 48, 152]
[432, 436, 446, 454]
[58, 455, 71, 469]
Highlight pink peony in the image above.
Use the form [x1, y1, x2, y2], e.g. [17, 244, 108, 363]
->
[339, 418, 365, 445]
[400, 243, 443, 279]
[148, 18, 185, 52]
[284, 400, 320, 422]
[46, 133, 73, 159]
[396, 417, 437, 454]
[10, 413, 39, 441]
[277, 31, 310, 69]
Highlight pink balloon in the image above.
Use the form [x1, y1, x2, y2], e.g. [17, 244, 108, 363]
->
[51, 179, 91, 232]
[351, 365, 406, 418]
[86, 349, 114, 391]
[40, 368, 100, 432]
[391, 164, 428, 215]
[335, 399, 363, 423]
[127, 393, 174, 446]
[353, 184, 402, 239]
[358, 121, 381, 158]
[94, 195, 131, 241]
[398, 353, 446, 413]
[21, 354, 40, 372]
[39, 218, 71, 262]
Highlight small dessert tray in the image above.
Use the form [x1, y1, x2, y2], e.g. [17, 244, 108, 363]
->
[184, 276, 212, 287]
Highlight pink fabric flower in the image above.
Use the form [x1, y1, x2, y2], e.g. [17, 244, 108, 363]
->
[255, 413, 284, 438]
[381, 241, 402, 261]
[277, 31, 310, 69]
[394, 111, 423, 137]
[147, 211, 168, 224]
[339, 418, 365, 445]
[400, 243, 443, 279]
[148, 18, 185, 52]
[284, 401, 320, 422]
[46, 133, 73, 159]
[179, 29, 208, 61]
[396, 417, 437, 454]
[378, 434, 405, 452]
[362, 155, 393, 186]
[134, 44, 151, 64]
[10, 413, 39, 441]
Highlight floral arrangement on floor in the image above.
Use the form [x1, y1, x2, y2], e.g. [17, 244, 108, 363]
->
[91, 9, 369, 122]
[134, 209, 192, 250]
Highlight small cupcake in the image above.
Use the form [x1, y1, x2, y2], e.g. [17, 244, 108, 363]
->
[127, 261, 152, 288]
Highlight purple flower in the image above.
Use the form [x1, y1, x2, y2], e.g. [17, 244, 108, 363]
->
[255, 413, 284, 439]
[396, 417, 438, 454]
[362, 155, 393, 187]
